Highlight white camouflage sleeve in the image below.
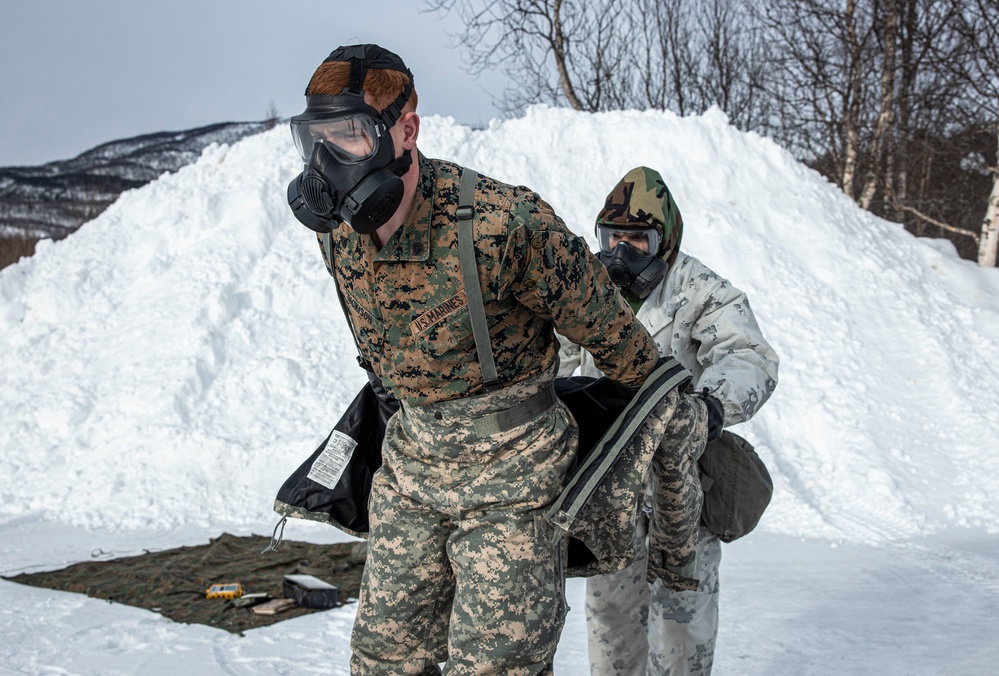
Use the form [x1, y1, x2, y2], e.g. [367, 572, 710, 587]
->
[680, 260, 779, 425]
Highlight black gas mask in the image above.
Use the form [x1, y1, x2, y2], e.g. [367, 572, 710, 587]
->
[287, 44, 415, 234]
[595, 225, 668, 299]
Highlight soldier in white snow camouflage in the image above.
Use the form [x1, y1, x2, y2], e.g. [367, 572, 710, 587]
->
[559, 167, 779, 675]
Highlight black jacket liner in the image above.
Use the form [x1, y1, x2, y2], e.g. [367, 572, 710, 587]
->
[273, 374, 636, 539]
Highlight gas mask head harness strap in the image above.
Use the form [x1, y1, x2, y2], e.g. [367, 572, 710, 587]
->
[287, 44, 415, 234]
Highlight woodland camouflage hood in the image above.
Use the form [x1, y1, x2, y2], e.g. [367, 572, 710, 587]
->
[596, 166, 684, 267]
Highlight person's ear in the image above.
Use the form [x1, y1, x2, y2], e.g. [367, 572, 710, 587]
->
[399, 111, 420, 150]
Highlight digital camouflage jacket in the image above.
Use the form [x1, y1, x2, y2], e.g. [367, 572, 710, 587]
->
[318, 154, 661, 406]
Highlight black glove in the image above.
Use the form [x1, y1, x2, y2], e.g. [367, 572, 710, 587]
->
[697, 388, 724, 442]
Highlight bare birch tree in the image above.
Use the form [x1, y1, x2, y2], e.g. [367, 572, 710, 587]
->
[893, 0, 950, 212]
[427, 0, 995, 265]
[423, 0, 636, 113]
[702, 0, 774, 132]
[425, 0, 772, 129]
[859, 0, 898, 209]
[884, 1, 980, 242]
[757, 0, 879, 199]
[948, 0, 999, 267]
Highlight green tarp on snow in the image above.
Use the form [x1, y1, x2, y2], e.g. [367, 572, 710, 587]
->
[3, 533, 365, 634]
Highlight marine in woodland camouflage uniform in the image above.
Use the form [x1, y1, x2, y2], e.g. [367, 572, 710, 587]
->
[307, 50, 669, 669]
[559, 167, 779, 676]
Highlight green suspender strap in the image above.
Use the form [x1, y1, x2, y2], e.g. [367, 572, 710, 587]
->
[456, 169, 501, 392]
[455, 168, 556, 436]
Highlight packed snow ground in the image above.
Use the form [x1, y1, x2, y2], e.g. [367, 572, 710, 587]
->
[2, 106, 998, 674]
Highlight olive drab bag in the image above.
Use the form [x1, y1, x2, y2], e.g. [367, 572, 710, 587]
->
[697, 430, 773, 542]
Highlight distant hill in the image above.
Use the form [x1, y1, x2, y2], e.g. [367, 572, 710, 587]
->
[0, 121, 273, 242]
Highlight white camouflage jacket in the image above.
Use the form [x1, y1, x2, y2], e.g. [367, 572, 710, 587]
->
[558, 252, 779, 427]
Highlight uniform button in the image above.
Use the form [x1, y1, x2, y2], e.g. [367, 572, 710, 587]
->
[434, 412, 443, 421]
[531, 233, 543, 250]
[522, 280, 536, 290]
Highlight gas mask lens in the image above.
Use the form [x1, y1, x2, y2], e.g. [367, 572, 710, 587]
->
[596, 225, 662, 256]
[291, 114, 381, 164]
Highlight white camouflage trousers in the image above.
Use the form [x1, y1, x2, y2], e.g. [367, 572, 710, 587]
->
[585, 516, 721, 675]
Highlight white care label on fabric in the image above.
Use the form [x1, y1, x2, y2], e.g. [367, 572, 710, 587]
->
[307, 430, 358, 489]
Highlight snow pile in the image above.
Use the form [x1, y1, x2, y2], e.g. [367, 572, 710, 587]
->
[3, 105, 999, 676]
[1, 105, 998, 545]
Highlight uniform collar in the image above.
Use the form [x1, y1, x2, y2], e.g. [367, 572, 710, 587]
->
[373, 152, 434, 263]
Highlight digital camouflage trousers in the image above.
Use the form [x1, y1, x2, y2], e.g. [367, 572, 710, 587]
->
[349, 367, 575, 675]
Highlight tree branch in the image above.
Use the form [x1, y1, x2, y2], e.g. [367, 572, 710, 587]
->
[888, 196, 980, 241]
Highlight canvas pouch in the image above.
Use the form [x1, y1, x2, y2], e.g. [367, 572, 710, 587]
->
[697, 431, 773, 542]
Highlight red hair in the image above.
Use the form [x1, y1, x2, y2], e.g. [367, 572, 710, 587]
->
[306, 62, 418, 114]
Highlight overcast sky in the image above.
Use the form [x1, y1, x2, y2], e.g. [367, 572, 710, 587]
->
[0, 0, 509, 167]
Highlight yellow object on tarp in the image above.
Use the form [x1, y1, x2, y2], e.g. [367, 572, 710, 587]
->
[205, 582, 243, 599]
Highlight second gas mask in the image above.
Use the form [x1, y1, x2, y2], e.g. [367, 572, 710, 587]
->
[595, 225, 667, 299]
